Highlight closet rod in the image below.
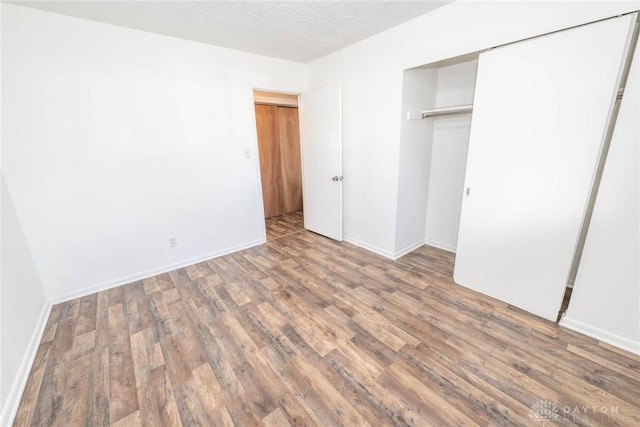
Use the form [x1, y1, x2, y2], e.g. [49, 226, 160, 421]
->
[421, 104, 473, 119]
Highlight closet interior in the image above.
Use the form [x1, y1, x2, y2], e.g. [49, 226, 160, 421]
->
[421, 55, 478, 252]
[394, 54, 478, 257]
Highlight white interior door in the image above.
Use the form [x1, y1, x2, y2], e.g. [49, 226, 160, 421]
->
[300, 84, 343, 240]
[454, 14, 636, 321]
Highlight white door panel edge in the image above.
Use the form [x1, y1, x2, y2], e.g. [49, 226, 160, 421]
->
[300, 84, 343, 241]
[453, 14, 637, 321]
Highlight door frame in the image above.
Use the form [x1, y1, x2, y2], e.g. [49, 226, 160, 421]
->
[251, 88, 302, 241]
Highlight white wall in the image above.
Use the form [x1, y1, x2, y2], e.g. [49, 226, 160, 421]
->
[394, 68, 437, 257]
[561, 39, 640, 355]
[425, 59, 477, 252]
[307, 1, 638, 258]
[1, 177, 49, 426]
[2, 4, 306, 301]
[0, 2, 3, 416]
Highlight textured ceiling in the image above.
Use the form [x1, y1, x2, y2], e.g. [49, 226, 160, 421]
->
[9, 0, 451, 63]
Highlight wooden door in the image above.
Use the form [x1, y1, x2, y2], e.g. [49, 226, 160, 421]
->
[255, 104, 283, 218]
[255, 104, 303, 218]
[278, 107, 303, 213]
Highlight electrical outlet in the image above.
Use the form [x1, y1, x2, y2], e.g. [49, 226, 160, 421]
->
[243, 147, 252, 159]
[168, 236, 177, 248]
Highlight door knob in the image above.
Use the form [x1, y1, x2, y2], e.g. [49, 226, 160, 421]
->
[332, 176, 343, 181]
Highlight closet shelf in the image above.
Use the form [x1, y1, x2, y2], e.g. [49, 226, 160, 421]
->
[421, 104, 473, 119]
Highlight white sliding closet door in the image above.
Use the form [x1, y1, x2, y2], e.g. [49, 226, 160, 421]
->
[454, 14, 637, 321]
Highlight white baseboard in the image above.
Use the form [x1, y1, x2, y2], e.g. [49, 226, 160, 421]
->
[343, 235, 395, 259]
[343, 236, 441, 261]
[50, 238, 265, 304]
[0, 300, 52, 427]
[393, 239, 425, 260]
[424, 239, 457, 253]
[560, 315, 640, 356]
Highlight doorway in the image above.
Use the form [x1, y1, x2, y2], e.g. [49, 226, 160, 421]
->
[253, 90, 305, 241]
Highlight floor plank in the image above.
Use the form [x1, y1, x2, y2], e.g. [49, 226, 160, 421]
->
[13, 231, 640, 426]
[265, 210, 304, 242]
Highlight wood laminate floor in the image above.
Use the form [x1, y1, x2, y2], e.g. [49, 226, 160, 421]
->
[265, 210, 304, 242]
[13, 231, 640, 426]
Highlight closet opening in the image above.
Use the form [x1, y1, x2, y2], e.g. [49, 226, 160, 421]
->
[397, 51, 479, 256]
[253, 90, 305, 241]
